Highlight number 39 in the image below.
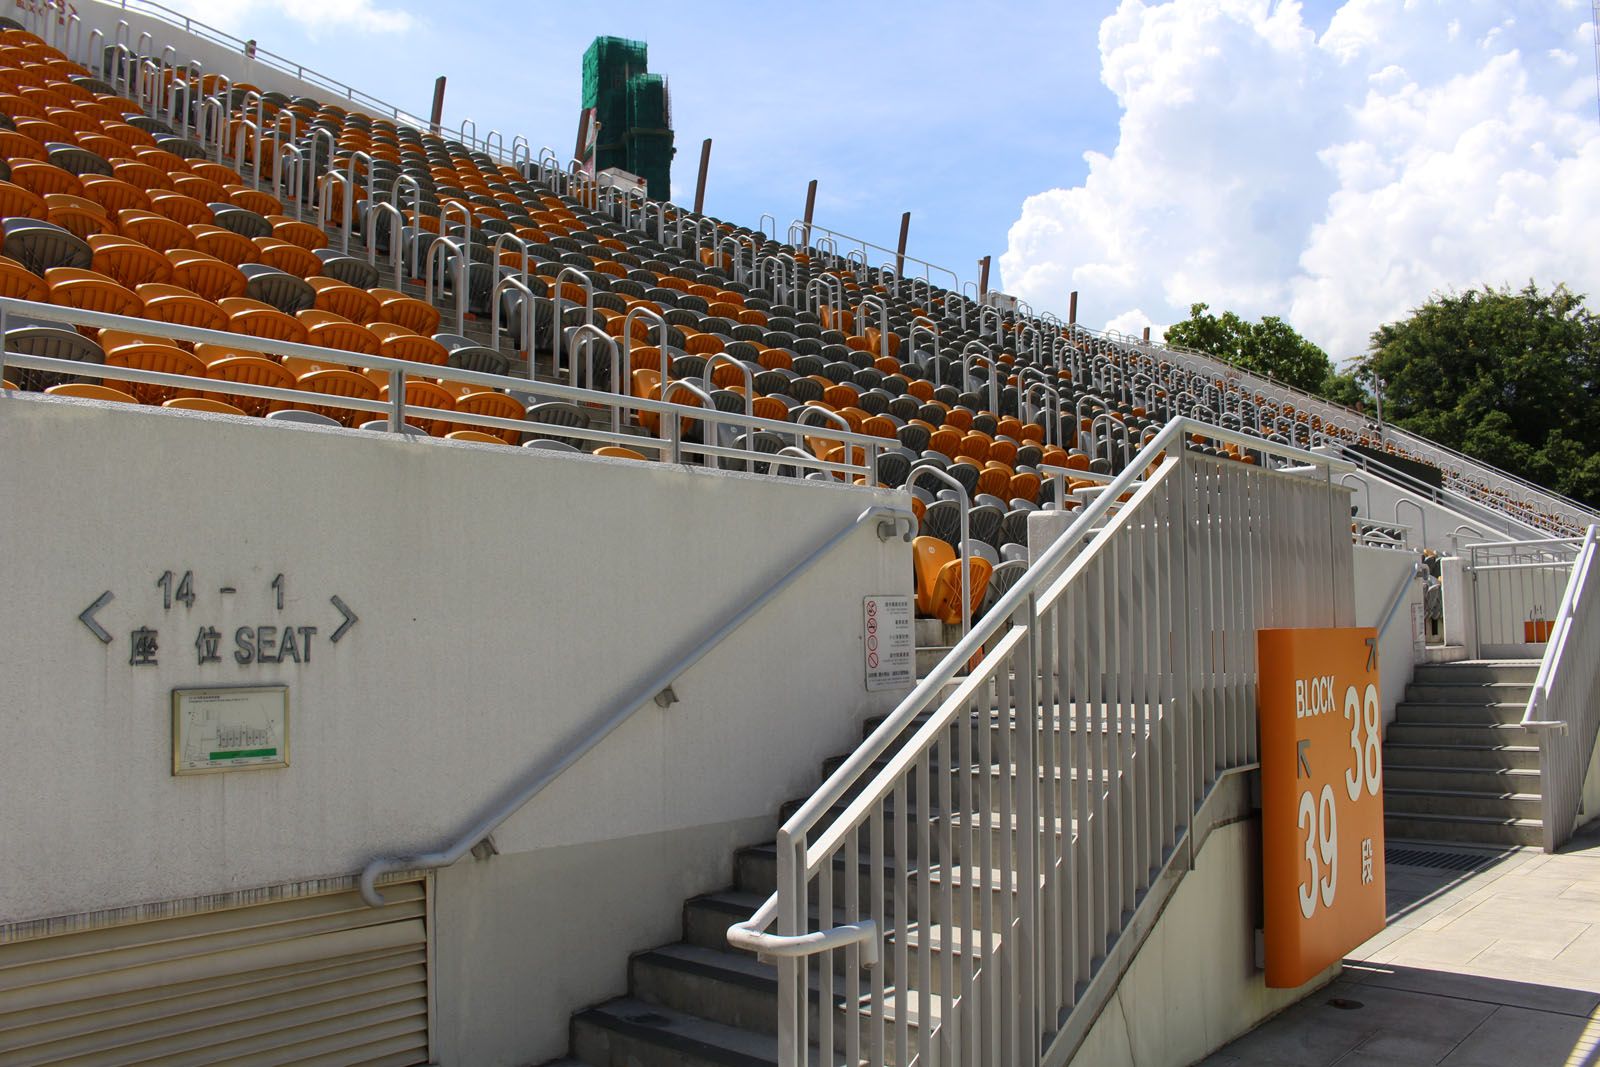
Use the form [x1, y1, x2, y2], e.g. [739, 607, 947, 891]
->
[1297, 784, 1338, 919]
[1343, 683, 1382, 801]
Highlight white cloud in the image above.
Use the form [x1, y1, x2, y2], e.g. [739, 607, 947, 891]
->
[196, 0, 415, 42]
[999, 0, 1600, 362]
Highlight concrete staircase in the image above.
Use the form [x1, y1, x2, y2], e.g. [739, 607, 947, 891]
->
[540, 700, 1060, 1067]
[1383, 660, 1544, 846]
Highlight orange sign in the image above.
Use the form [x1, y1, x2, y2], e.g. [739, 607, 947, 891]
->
[1258, 627, 1387, 988]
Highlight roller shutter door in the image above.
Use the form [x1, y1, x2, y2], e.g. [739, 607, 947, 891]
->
[0, 880, 428, 1066]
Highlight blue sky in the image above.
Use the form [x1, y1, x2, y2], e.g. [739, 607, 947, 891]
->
[195, 0, 1598, 362]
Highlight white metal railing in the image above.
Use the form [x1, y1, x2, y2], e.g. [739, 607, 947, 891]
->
[0, 299, 901, 483]
[728, 417, 1356, 1066]
[1466, 537, 1584, 652]
[1522, 526, 1600, 852]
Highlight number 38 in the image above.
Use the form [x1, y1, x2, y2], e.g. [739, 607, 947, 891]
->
[1344, 683, 1382, 801]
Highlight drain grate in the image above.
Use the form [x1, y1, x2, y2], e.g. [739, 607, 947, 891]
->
[1385, 846, 1509, 872]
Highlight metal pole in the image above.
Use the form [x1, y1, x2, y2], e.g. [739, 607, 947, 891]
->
[979, 255, 991, 297]
[895, 211, 910, 280]
[1068, 291, 1078, 326]
[429, 76, 446, 136]
[693, 138, 712, 215]
[802, 179, 817, 249]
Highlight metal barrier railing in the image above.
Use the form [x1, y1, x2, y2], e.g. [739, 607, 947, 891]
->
[0, 298, 899, 482]
[1522, 526, 1600, 851]
[1466, 537, 1584, 651]
[728, 417, 1357, 1066]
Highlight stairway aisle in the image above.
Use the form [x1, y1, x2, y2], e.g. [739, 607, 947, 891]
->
[1383, 660, 1544, 846]
[540, 697, 1105, 1067]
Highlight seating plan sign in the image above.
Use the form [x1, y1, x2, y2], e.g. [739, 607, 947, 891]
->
[1258, 627, 1387, 987]
[863, 595, 913, 691]
[173, 686, 289, 774]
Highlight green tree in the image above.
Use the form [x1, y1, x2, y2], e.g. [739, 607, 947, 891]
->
[1360, 283, 1600, 507]
[1163, 302, 1337, 395]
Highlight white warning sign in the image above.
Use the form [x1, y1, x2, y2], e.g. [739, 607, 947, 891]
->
[863, 595, 914, 692]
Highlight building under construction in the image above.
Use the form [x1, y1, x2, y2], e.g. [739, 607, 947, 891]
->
[580, 35, 675, 201]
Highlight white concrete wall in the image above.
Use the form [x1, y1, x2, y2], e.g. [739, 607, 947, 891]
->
[1580, 732, 1600, 834]
[0, 396, 913, 1062]
[1065, 810, 1339, 1067]
[1062, 777, 1337, 1067]
[1352, 545, 1426, 726]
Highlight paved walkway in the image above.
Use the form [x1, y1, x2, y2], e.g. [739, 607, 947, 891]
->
[1200, 822, 1600, 1066]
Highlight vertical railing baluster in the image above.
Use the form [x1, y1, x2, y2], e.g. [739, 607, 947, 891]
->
[958, 680, 978, 1066]
[870, 808, 887, 1066]
[894, 777, 910, 1067]
[916, 748, 933, 1067]
[845, 823, 861, 1067]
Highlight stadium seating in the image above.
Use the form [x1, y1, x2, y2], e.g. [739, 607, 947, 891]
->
[0, 19, 1583, 638]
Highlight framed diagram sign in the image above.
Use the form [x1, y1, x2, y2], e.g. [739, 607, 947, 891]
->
[173, 686, 289, 775]
[1258, 627, 1387, 988]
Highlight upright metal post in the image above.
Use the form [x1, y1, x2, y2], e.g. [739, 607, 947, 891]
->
[429, 76, 446, 135]
[801, 180, 817, 249]
[693, 138, 711, 215]
[979, 255, 991, 297]
[895, 212, 910, 280]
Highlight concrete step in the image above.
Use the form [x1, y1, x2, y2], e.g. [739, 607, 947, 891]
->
[1382, 811, 1544, 848]
[571, 997, 821, 1067]
[736, 843, 901, 903]
[735, 844, 1023, 931]
[681, 891, 992, 998]
[1412, 661, 1539, 685]
[629, 943, 817, 1041]
[1404, 681, 1534, 705]
[1385, 721, 1531, 747]
[1385, 787, 1544, 820]
[684, 891, 765, 954]
[1392, 700, 1528, 725]
[1383, 764, 1543, 795]
[1383, 741, 1540, 771]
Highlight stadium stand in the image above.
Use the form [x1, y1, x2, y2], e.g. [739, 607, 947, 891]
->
[1, 5, 1598, 1066]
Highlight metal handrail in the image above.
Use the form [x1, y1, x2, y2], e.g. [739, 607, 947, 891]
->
[727, 417, 1354, 979]
[358, 502, 915, 905]
[1523, 525, 1596, 730]
[1375, 559, 1429, 641]
[0, 299, 904, 479]
[1518, 525, 1600, 851]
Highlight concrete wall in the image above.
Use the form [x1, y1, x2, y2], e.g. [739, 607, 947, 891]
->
[1062, 778, 1340, 1067]
[1581, 732, 1600, 834]
[0, 395, 913, 1063]
[1352, 545, 1426, 726]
